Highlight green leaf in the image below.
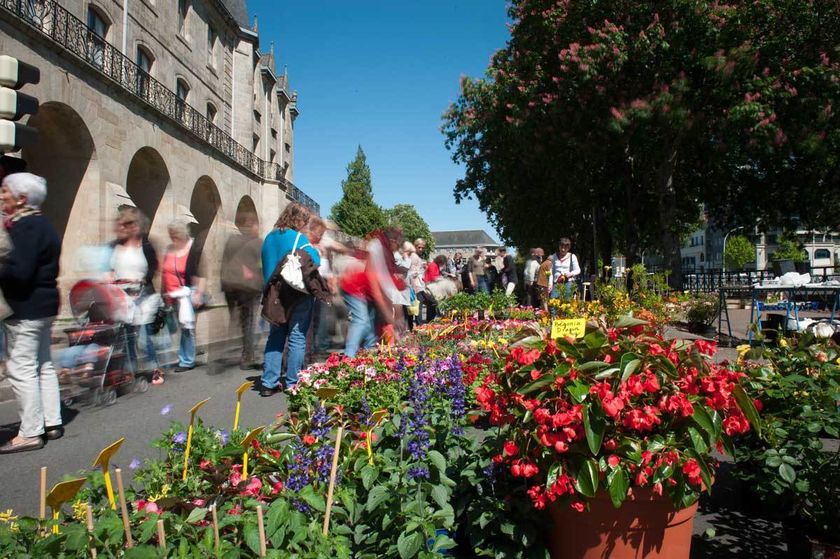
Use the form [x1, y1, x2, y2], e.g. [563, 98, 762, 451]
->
[244, 522, 261, 555]
[366, 486, 390, 512]
[430, 485, 450, 510]
[519, 373, 557, 394]
[301, 487, 326, 512]
[594, 367, 620, 379]
[779, 464, 796, 484]
[546, 463, 562, 488]
[583, 330, 608, 349]
[428, 450, 446, 473]
[614, 315, 649, 329]
[691, 406, 716, 444]
[397, 531, 422, 559]
[687, 426, 709, 454]
[583, 405, 606, 455]
[576, 360, 610, 372]
[186, 507, 208, 524]
[607, 468, 629, 508]
[732, 384, 761, 436]
[62, 524, 88, 551]
[620, 356, 641, 383]
[574, 459, 599, 498]
[566, 381, 589, 403]
[361, 465, 379, 490]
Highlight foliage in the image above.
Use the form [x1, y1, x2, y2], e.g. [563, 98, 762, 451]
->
[724, 235, 755, 271]
[771, 238, 808, 263]
[384, 204, 435, 253]
[330, 146, 386, 237]
[475, 320, 759, 511]
[685, 293, 720, 326]
[443, 0, 840, 287]
[733, 336, 840, 541]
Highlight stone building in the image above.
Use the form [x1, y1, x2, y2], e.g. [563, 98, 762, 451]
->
[0, 0, 318, 338]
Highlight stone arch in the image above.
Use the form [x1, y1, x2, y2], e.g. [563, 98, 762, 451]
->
[126, 147, 169, 231]
[234, 195, 259, 229]
[189, 175, 222, 258]
[22, 101, 97, 239]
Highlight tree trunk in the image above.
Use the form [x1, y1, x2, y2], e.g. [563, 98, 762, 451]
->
[655, 144, 683, 290]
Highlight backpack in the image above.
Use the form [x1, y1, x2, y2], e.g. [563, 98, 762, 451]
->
[260, 234, 312, 326]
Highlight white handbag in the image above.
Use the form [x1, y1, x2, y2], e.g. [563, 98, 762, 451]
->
[279, 232, 310, 293]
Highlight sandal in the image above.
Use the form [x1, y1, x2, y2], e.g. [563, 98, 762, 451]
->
[152, 369, 165, 385]
[0, 436, 45, 454]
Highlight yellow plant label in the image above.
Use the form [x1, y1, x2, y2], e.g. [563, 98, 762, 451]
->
[551, 318, 586, 339]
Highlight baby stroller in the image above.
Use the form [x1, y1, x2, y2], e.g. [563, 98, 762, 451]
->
[58, 280, 151, 407]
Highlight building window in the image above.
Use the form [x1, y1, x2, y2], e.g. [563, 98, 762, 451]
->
[207, 25, 217, 68]
[814, 248, 831, 260]
[175, 78, 189, 121]
[206, 103, 217, 123]
[178, 0, 188, 35]
[86, 6, 109, 68]
[135, 46, 153, 97]
[252, 134, 260, 153]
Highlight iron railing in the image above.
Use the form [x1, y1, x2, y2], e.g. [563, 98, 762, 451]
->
[0, 0, 320, 214]
[682, 267, 839, 292]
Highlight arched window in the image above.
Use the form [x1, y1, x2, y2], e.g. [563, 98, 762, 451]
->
[175, 78, 190, 121]
[814, 248, 831, 260]
[206, 103, 217, 123]
[135, 45, 153, 97]
[207, 25, 218, 68]
[178, 0, 189, 35]
[86, 5, 109, 68]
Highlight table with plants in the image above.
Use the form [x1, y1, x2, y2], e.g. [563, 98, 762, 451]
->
[0, 288, 837, 559]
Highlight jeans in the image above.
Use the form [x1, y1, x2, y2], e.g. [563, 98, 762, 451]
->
[261, 296, 313, 389]
[126, 324, 160, 371]
[343, 292, 377, 358]
[178, 326, 196, 368]
[476, 276, 490, 293]
[5, 317, 61, 437]
[226, 292, 259, 362]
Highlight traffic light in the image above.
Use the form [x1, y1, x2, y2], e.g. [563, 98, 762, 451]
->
[0, 55, 40, 152]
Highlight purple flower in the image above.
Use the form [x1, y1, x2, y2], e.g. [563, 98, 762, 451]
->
[406, 364, 431, 465]
[311, 404, 330, 439]
[408, 465, 430, 481]
[173, 431, 187, 445]
[160, 404, 172, 416]
[286, 438, 314, 492]
[129, 457, 141, 470]
[216, 429, 229, 445]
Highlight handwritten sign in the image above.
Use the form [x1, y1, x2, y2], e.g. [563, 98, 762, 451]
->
[551, 318, 586, 340]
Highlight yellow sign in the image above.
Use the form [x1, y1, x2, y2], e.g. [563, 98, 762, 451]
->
[233, 381, 254, 431]
[316, 387, 339, 401]
[183, 398, 211, 481]
[46, 477, 86, 533]
[551, 318, 587, 339]
[240, 425, 266, 478]
[92, 438, 124, 510]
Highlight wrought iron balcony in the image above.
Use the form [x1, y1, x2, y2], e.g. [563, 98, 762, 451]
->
[0, 0, 320, 215]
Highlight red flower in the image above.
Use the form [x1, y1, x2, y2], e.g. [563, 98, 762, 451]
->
[753, 399, 763, 412]
[694, 340, 717, 356]
[303, 435, 317, 445]
[240, 476, 263, 497]
[682, 459, 703, 487]
[503, 440, 520, 456]
[271, 480, 284, 495]
[723, 413, 750, 436]
[570, 500, 585, 512]
[527, 486, 547, 509]
[510, 347, 542, 366]
[603, 396, 625, 418]
[608, 455, 620, 468]
[622, 406, 661, 432]
[648, 343, 665, 356]
[530, 369, 542, 380]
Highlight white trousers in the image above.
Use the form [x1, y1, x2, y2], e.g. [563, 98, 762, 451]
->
[5, 317, 61, 438]
[505, 282, 516, 296]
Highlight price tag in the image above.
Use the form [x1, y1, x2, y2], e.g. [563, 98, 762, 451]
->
[551, 318, 586, 339]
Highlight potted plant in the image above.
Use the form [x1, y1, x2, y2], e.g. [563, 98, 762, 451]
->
[473, 317, 759, 559]
[685, 293, 719, 337]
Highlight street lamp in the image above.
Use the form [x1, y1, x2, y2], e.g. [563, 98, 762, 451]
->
[722, 225, 745, 275]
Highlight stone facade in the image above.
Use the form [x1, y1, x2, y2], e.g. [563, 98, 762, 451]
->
[0, 0, 317, 341]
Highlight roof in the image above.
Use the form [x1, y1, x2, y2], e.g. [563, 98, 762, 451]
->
[221, 0, 250, 28]
[432, 230, 501, 248]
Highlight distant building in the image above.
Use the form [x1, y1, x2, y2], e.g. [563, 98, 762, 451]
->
[431, 230, 501, 257]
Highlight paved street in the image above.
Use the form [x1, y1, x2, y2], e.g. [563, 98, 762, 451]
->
[0, 359, 289, 516]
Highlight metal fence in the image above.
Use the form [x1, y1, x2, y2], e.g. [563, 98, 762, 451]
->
[683, 267, 839, 292]
[0, 0, 320, 215]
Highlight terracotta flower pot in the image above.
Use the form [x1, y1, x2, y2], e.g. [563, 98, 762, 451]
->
[547, 489, 698, 559]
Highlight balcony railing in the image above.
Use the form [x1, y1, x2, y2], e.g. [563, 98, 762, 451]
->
[0, 0, 320, 215]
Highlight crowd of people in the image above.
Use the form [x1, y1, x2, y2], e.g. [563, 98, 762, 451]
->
[0, 154, 586, 453]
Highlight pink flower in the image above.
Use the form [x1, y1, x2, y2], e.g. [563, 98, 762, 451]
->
[240, 477, 263, 498]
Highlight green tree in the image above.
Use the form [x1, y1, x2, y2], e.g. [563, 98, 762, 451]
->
[330, 146, 386, 237]
[443, 0, 840, 287]
[384, 204, 435, 253]
[772, 238, 808, 263]
[724, 235, 755, 271]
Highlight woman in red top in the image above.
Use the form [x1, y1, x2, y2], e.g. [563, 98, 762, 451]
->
[339, 228, 404, 357]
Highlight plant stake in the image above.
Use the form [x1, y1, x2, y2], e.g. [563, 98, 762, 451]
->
[182, 398, 211, 481]
[233, 381, 253, 431]
[211, 504, 220, 550]
[91, 438, 125, 509]
[45, 477, 86, 535]
[39, 466, 47, 521]
[114, 468, 133, 548]
[240, 425, 265, 478]
[85, 503, 97, 559]
[322, 425, 344, 535]
[256, 504, 266, 557]
[156, 519, 166, 550]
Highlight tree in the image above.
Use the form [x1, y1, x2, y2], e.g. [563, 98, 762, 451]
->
[384, 204, 435, 253]
[724, 235, 755, 271]
[330, 146, 386, 237]
[772, 238, 808, 263]
[443, 0, 840, 287]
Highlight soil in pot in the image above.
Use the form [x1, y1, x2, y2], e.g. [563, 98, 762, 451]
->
[548, 489, 698, 559]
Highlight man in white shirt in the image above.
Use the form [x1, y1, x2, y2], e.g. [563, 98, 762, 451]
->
[523, 248, 544, 308]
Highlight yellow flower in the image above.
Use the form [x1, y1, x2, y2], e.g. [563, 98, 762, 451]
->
[779, 338, 788, 348]
[72, 500, 87, 522]
[0, 509, 17, 523]
[736, 344, 751, 357]
[497, 338, 508, 345]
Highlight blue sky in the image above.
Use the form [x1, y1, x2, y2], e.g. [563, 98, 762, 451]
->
[248, 1, 509, 238]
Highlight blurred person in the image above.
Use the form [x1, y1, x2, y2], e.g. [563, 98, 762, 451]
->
[400, 241, 420, 330]
[468, 247, 488, 294]
[303, 215, 328, 364]
[537, 253, 553, 313]
[419, 254, 449, 322]
[523, 248, 544, 308]
[221, 212, 263, 370]
[0, 156, 26, 373]
[497, 247, 518, 296]
[340, 227, 406, 357]
[259, 203, 319, 396]
[0, 173, 62, 453]
[409, 238, 428, 322]
[162, 220, 206, 373]
[110, 206, 163, 383]
[549, 237, 580, 301]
